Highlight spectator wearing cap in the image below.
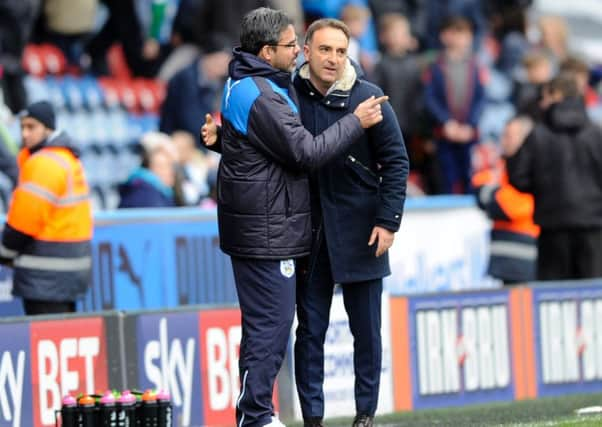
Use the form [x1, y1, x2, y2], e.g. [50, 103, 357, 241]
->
[0, 100, 93, 315]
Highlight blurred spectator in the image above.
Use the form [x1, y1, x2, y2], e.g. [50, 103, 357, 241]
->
[85, 0, 171, 77]
[472, 116, 539, 285]
[159, 44, 230, 148]
[507, 74, 602, 280]
[424, 16, 485, 194]
[537, 15, 569, 64]
[192, 0, 269, 55]
[33, 0, 98, 66]
[157, 0, 204, 81]
[271, 0, 305, 37]
[489, 5, 530, 77]
[171, 130, 212, 205]
[422, 0, 487, 51]
[559, 56, 599, 109]
[340, 4, 374, 71]
[368, 0, 426, 46]
[118, 131, 178, 207]
[512, 51, 553, 120]
[372, 13, 421, 142]
[0, 0, 40, 113]
[303, 0, 379, 66]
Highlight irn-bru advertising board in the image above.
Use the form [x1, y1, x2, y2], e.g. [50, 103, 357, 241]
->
[390, 288, 535, 411]
[0, 316, 114, 427]
[530, 282, 602, 397]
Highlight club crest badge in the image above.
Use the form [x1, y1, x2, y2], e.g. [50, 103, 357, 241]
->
[280, 259, 295, 278]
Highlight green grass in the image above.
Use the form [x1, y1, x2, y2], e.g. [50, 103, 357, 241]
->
[286, 393, 602, 426]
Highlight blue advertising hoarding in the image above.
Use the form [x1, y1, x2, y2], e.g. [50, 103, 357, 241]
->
[408, 290, 517, 409]
[531, 281, 602, 397]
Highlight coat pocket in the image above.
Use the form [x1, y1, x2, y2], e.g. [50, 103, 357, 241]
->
[345, 155, 380, 191]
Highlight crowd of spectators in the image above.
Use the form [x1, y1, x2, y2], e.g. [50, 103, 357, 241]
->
[1, 0, 602, 209]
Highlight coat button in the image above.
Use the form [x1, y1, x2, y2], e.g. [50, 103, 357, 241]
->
[326, 100, 330, 105]
[310, 92, 314, 96]
[340, 102, 345, 106]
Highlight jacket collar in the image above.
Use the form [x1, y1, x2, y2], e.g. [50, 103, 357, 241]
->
[228, 47, 292, 89]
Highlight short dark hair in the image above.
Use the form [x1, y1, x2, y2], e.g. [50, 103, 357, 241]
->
[560, 56, 590, 75]
[240, 7, 292, 55]
[545, 72, 580, 98]
[440, 15, 473, 33]
[305, 18, 350, 45]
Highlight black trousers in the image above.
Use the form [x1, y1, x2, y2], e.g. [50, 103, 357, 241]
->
[231, 256, 296, 427]
[23, 299, 76, 315]
[537, 227, 602, 280]
[295, 238, 383, 420]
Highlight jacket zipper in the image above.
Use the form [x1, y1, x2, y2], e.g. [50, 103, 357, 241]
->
[348, 155, 379, 180]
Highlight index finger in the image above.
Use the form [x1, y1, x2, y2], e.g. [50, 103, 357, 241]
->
[372, 95, 389, 106]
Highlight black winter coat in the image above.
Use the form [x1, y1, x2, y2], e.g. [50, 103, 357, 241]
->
[217, 49, 364, 259]
[507, 97, 602, 228]
[294, 61, 409, 283]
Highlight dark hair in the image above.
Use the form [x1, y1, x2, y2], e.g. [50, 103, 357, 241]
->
[240, 7, 292, 55]
[545, 72, 580, 98]
[440, 15, 473, 33]
[305, 18, 350, 45]
[560, 56, 590, 75]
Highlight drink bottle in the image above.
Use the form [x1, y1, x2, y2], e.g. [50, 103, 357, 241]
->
[156, 390, 172, 427]
[117, 390, 137, 427]
[138, 389, 158, 427]
[59, 395, 78, 427]
[78, 395, 96, 427]
[98, 390, 118, 427]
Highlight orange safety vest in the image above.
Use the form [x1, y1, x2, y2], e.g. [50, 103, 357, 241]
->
[5, 144, 93, 301]
[473, 161, 539, 238]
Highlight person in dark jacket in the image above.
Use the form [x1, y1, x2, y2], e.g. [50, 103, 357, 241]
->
[208, 8, 387, 427]
[424, 15, 486, 194]
[293, 19, 408, 427]
[472, 116, 539, 285]
[507, 73, 602, 280]
[159, 46, 230, 148]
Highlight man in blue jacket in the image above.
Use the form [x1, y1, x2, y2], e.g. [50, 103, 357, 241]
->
[293, 19, 409, 427]
[212, 8, 388, 427]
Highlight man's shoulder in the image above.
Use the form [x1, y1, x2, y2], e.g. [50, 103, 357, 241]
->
[350, 79, 384, 101]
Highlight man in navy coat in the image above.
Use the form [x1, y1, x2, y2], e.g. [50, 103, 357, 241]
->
[293, 18, 409, 427]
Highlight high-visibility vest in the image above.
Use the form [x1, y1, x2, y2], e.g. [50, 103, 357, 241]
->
[5, 145, 93, 301]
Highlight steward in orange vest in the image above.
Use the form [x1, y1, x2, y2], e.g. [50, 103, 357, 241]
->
[473, 117, 539, 285]
[0, 101, 93, 315]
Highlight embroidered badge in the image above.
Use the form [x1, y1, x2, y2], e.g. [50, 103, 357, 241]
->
[280, 259, 295, 278]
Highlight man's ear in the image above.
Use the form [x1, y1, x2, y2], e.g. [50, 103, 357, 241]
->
[258, 45, 270, 62]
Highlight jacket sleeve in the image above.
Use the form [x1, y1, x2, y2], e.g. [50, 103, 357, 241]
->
[369, 94, 410, 232]
[507, 132, 535, 193]
[247, 91, 364, 173]
[468, 65, 486, 128]
[424, 65, 451, 125]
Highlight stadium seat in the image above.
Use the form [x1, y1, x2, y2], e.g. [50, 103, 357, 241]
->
[22, 45, 44, 77]
[39, 44, 68, 75]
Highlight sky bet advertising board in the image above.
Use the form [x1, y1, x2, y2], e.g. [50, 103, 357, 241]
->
[403, 289, 522, 409]
[531, 281, 602, 397]
[0, 316, 111, 427]
[125, 307, 275, 426]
